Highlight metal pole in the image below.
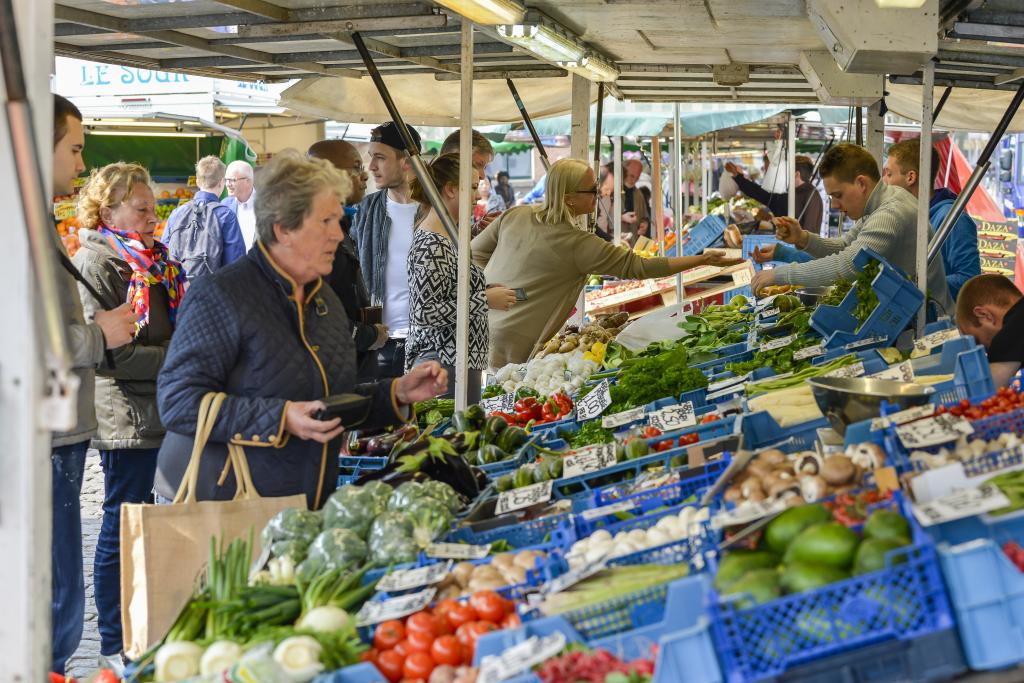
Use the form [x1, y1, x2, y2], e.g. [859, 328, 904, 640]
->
[351, 32, 460, 246]
[855, 107, 864, 146]
[700, 138, 708, 216]
[453, 20, 473, 410]
[673, 104, 684, 304]
[933, 86, 953, 119]
[652, 136, 664, 253]
[507, 78, 551, 171]
[917, 61, 934, 337]
[593, 83, 604, 173]
[866, 98, 885, 166]
[787, 113, 797, 218]
[613, 136, 623, 245]
[928, 80, 1024, 264]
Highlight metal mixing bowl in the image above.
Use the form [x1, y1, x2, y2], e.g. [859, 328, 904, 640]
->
[807, 376, 935, 435]
[796, 287, 831, 307]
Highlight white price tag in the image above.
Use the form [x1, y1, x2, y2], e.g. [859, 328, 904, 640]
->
[580, 499, 637, 521]
[793, 344, 825, 360]
[758, 307, 781, 319]
[708, 372, 751, 393]
[481, 392, 516, 415]
[732, 268, 752, 286]
[870, 404, 935, 431]
[376, 561, 453, 593]
[563, 443, 618, 478]
[755, 294, 779, 309]
[356, 587, 437, 626]
[425, 542, 491, 560]
[913, 328, 962, 355]
[759, 334, 797, 353]
[477, 633, 568, 683]
[495, 480, 554, 515]
[896, 414, 974, 449]
[577, 379, 612, 420]
[602, 406, 646, 428]
[542, 554, 609, 595]
[912, 484, 1011, 527]
[870, 361, 915, 383]
[824, 361, 865, 379]
[648, 402, 697, 432]
[711, 499, 787, 530]
[844, 335, 888, 351]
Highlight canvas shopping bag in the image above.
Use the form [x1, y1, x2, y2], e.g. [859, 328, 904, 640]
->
[120, 392, 307, 658]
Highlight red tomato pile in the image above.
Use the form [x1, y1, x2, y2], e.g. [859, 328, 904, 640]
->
[936, 388, 1024, 421]
[366, 591, 521, 682]
[1003, 541, 1024, 572]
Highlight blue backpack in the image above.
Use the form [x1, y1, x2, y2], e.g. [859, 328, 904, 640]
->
[165, 199, 223, 280]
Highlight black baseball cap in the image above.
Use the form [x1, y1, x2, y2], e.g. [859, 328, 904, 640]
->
[370, 121, 422, 154]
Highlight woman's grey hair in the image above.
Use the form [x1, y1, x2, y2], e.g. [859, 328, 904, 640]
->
[255, 149, 352, 245]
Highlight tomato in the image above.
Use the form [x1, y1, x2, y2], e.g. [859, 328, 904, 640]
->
[701, 413, 720, 424]
[95, 672, 119, 683]
[402, 651, 435, 680]
[455, 622, 476, 647]
[642, 426, 662, 438]
[469, 590, 508, 623]
[447, 604, 478, 629]
[461, 621, 498, 662]
[406, 628, 435, 653]
[374, 620, 406, 651]
[360, 647, 379, 665]
[393, 640, 410, 659]
[500, 611, 522, 629]
[376, 649, 405, 683]
[406, 611, 440, 637]
[431, 634, 463, 666]
[433, 598, 461, 621]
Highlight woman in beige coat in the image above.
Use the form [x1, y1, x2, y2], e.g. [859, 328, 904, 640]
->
[472, 158, 741, 368]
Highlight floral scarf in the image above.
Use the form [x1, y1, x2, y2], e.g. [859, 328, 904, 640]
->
[99, 224, 188, 337]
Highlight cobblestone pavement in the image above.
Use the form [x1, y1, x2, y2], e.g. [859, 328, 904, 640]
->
[67, 450, 103, 679]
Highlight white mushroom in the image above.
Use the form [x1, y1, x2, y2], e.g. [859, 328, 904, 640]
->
[846, 442, 885, 471]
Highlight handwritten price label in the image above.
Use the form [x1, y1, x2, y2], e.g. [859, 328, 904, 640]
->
[648, 402, 697, 432]
[602, 406, 646, 428]
[912, 484, 1011, 527]
[376, 561, 453, 593]
[480, 392, 516, 414]
[576, 379, 612, 420]
[896, 414, 974, 449]
[758, 307, 781, 319]
[495, 480, 554, 515]
[793, 344, 825, 360]
[732, 268, 752, 286]
[870, 361, 915, 383]
[824, 361, 865, 379]
[870, 404, 934, 431]
[580, 499, 637, 521]
[844, 335, 888, 351]
[477, 633, 568, 683]
[356, 588, 437, 626]
[913, 328, 962, 355]
[425, 542, 491, 560]
[759, 334, 797, 352]
[563, 443, 618, 478]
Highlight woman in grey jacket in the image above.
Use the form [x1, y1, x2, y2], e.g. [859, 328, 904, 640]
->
[72, 162, 187, 665]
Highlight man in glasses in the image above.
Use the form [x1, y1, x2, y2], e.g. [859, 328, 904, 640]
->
[223, 160, 257, 249]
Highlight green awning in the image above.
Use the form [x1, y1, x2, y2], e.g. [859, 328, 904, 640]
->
[526, 106, 795, 139]
[423, 139, 536, 155]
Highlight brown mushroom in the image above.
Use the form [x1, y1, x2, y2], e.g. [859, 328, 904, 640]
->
[799, 474, 829, 502]
[746, 460, 774, 479]
[767, 476, 799, 498]
[773, 463, 796, 478]
[741, 476, 764, 500]
[794, 452, 824, 475]
[756, 448, 787, 467]
[724, 485, 744, 504]
[847, 442, 886, 470]
[820, 454, 856, 486]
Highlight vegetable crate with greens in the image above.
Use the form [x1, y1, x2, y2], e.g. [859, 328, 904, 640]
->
[447, 509, 574, 551]
[414, 398, 456, 430]
[443, 403, 534, 469]
[807, 248, 924, 350]
[707, 496, 955, 683]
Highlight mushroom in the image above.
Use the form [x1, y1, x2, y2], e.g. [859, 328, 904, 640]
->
[766, 476, 799, 499]
[746, 460, 774, 479]
[794, 452, 824, 476]
[782, 489, 806, 508]
[741, 476, 764, 500]
[756, 448, 787, 467]
[799, 474, 829, 503]
[847, 442, 885, 471]
[820, 454, 856, 486]
[724, 485, 744, 504]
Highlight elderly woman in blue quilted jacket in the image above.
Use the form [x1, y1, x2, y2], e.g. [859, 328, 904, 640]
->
[154, 150, 447, 509]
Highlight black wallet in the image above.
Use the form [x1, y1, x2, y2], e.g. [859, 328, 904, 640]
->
[315, 393, 372, 426]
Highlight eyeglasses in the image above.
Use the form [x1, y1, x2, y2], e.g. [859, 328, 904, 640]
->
[225, 177, 251, 184]
[574, 185, 599, 195]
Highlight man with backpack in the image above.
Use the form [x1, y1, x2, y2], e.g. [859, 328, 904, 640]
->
[163, 156, 245, 279]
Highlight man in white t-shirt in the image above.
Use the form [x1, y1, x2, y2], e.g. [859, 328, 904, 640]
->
[350, 121, 424, 378]
[223, 160, 257, 249]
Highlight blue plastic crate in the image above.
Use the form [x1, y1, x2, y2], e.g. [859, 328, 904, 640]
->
[808, 248, 924, 349]
[724, 285, 753, 305]
[741, 411, 830, 454]
[314, 663, 387, 683]
[741, 234, 782, 272]
[338, 455, 388, 486]
[926, 346, 995, 407]
[707, 497, 955, 683]
[591, 457, 730, 510]
[446, 510, 571, 549]
[667, 215, 727, 257]
[938, 538, 1024, 670]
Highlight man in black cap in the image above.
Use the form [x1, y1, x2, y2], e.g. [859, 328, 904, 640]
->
[350, 121, 424, 378]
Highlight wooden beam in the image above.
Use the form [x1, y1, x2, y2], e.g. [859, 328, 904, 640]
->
[209, 0, 289, 21]
[237, 14, 446, 38]
[331, 32, 458, 73]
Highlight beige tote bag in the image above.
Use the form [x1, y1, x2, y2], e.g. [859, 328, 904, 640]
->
[120, 392, 307, 658]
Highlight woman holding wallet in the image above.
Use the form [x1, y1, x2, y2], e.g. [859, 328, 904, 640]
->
[155, 150, 446, 510]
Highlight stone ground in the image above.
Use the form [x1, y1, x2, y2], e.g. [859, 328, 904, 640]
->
[67, 450, 104, 679]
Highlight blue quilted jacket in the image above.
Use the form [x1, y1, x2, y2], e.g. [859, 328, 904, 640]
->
[155, 242, 407, 509]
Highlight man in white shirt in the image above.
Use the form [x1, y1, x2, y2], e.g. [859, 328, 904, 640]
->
[223, 159, 257, 249]
[350, 121, 424, 378]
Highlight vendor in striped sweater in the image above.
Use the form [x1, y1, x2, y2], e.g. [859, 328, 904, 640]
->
[751, 143, 953, 315]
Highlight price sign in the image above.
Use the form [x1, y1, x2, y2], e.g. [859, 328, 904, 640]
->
[563, 443, 618, 478]
[793, 344, 825, 360]
[542, 554, 609, 595]
[495, 480, 554, 515]
[759, 334, 797, 353]
[758, 307, 781, 319]
[913, 328, 962, 355]
[425, 542, 491, 560]
[896, 414, 974, 449]
[356, 587, 437, 626]
[755, 294, 779, 309]
[376, 561, 453, 593]
[477, 633, 568, 683]
[481, 392, 516, 415]
[576, 379, 612, 420]
[870, 404, 935, 431]
[648, 402, 697, 432]
[824, 361, 865, 379]
[870, 361, 915, 383]
[844, 335, 888, 351]
[580, 499, 637, 521]
[602, 406, 646, 428]
[732, 268, 752, 286]
[708, 372, 751, 393]
[912, 484, 1011, 527]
